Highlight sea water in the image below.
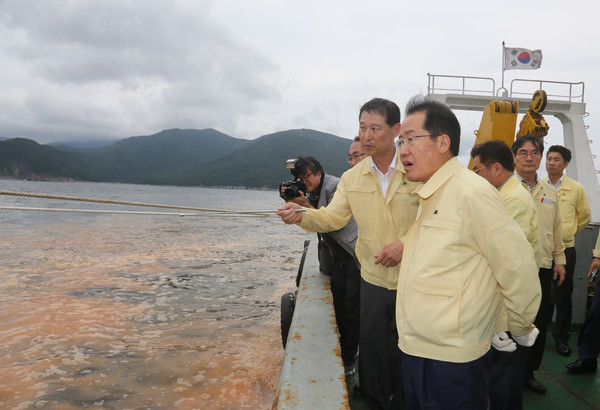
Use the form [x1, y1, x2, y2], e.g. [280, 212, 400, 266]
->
[0, 180, 309, 409]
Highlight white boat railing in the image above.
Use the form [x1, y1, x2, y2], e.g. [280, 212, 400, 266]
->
[427, 73, 586, 103]
[427, 73, 496, 96]
[510, 78, 585, 103]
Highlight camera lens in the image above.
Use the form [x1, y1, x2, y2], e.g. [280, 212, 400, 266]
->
[284, 186, 300, 200]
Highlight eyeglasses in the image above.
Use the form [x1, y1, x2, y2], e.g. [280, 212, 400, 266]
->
[347, 153, 365, 163]
[397, 134, 440, 147]
[300, 172, 314, 182]
[515, 150, 541, 158]
[473, 163, 493, 175]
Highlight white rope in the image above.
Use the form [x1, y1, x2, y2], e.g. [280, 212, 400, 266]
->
[0, 190, 284, 216]
[0, 190, 251, 213]
[0, 205, 275, 217]
[0, 206, 197, 216]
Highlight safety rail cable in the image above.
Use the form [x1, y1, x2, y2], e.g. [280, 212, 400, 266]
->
[0, 190, 276, 216]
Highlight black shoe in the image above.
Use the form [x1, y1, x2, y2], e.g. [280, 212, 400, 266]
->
[524, 377, 547, 394]
[556, 341, 572, 356]
[566, 360, 597, 374]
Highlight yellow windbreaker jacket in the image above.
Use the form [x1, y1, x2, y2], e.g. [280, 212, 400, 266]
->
[499, 175, 542, 267]
[544, 175, 591, 247]
[299, 153, 420, 289]
[520, 176, 566, 268]
[397, 158, 540, 363]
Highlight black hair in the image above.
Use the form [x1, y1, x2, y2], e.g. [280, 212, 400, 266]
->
[359, 98, 401, 127]
[471, 140, 514, 172]
[547, 145, 572, 162]
[511, 135, 544, 155]
[294, 156, 323, 177]
[405, 96, 461, 156]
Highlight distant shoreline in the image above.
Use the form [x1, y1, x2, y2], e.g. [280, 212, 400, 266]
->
[0, 176, 276, 191]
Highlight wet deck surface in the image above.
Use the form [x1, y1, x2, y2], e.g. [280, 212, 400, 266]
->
[523, 330, 600, 409]
[347, 327, 600, 409]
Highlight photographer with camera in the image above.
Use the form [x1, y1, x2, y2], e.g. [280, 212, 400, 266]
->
[280, 156, 361, 376]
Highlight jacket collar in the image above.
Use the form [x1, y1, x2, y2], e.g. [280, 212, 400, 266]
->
[415, 157, 462, 200]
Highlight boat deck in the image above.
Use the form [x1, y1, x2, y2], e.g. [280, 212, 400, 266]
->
[347, 326, 600, 409]
[275, 239, 600, 409]
[522, 331, 600, 409]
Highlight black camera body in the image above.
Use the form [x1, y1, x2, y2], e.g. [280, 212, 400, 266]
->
[280, 158, 307, 200]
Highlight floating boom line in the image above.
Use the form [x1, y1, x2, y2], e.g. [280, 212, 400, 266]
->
[0, 190, 277, 217]
[0, 205, 201, 216]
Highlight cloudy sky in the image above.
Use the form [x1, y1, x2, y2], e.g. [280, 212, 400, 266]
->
[0, 0, 599, 162]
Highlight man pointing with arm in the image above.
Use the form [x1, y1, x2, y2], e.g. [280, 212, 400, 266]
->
[279, 98, 420, 409]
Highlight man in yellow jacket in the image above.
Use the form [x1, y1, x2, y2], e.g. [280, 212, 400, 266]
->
[471, 140, 540, 264]
[279, 98, 420, 409]
[545, 145, 591, 357]
[512, 135, 567, 395]
[396, 97, 540, 409]
[471, 139, 541, 409]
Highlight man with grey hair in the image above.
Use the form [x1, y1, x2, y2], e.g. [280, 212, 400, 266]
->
[512, 134, 566, 395]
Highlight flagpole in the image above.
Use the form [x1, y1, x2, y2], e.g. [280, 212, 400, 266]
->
[501, 41, 505, 92]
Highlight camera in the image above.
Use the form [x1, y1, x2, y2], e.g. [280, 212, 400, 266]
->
[280, 158, 307, 200]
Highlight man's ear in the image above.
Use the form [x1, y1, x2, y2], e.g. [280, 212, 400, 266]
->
[393, 122, 401, 137]
[438, 134, 451, 155]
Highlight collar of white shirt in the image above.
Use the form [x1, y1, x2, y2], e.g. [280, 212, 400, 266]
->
[547, 175, 563, 190]
[370, 147, 398, 196]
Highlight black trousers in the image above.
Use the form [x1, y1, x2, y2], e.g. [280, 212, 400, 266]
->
[330, 254, 361, 366]
[527, 267, 554, 373]
[487, 337, 527, 410]
[552, 246, 576, 343]
[403, 351, 490, 410]
[359, 278, 403, 410]
[578, 274, 600, 362]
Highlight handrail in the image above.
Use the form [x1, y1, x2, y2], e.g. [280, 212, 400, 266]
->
[427, 74, 586, 104]
[427, 73, 496, 96]
[509, 79, 585, 103]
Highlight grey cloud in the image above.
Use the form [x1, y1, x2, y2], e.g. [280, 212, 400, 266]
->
[0, 0, 281, 142]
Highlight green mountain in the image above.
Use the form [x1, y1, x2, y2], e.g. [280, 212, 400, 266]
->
[0, 138, 96, 181]
[58, 128, 253, 182]
[0, 128, 354, 188]
[156, 129, 351, 188]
